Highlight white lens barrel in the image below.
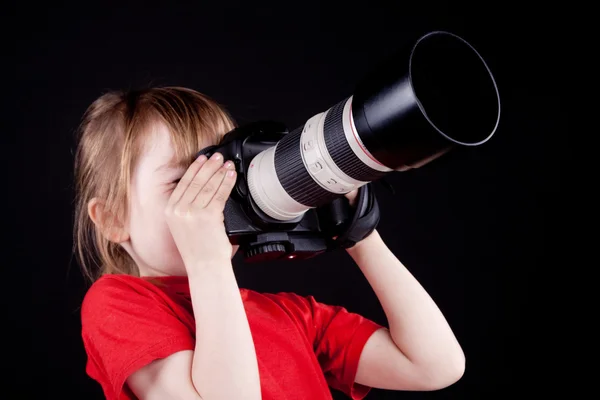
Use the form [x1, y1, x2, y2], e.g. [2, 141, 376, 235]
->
[247, 97, 392, 222]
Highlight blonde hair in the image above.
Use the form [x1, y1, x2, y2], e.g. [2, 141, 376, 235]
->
[72, 87, 236, 284]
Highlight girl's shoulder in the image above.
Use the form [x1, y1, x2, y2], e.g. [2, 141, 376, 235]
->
[81, 274, 164, 311]
[86, 273, 153, 291]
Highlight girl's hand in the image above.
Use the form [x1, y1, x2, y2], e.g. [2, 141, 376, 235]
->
[344, 189, 359, 208]
[165, 152, 237, 269]
[331, 189, 359, 242]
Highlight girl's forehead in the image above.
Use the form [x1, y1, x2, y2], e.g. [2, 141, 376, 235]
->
[145, 125, 175, 162]
[137, 121, 216, 174]
[134, 125, 176, 177]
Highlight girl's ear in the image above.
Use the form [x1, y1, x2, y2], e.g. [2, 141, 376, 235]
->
[87, 198, 130, 243]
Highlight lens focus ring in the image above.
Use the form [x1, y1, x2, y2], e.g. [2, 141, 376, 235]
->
[274, 126, 332, 207]
[323, 98, 389, 182]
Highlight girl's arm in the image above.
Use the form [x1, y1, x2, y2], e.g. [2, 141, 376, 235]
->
[189, 259, 261, 398]
[348, 230, 465, 390]
[127, 258, 261, 400]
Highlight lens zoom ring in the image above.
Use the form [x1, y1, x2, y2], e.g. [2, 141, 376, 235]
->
[323, 98, 388, 182]
[274, 126, 331, 207]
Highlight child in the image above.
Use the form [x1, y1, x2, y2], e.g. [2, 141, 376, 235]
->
[74, 87, 465, 400]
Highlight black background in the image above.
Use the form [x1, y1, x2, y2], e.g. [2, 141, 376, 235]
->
[17, 1, 571, 398]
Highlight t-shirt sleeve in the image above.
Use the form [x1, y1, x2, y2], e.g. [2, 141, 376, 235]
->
[277, 292, 385, 400]
[80, 276, 195, 400]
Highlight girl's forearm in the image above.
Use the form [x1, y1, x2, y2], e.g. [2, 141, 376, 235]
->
[187, 260, 261, 399]
[347, 231, 465, 371]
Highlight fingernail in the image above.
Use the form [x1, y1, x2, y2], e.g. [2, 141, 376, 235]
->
[212, 152, 222, 161]
[227, 170, 236, 177]
[224, 161, 233, 169]
[197, 154, 207, 162]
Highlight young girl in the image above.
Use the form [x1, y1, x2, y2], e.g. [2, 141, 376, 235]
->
[74, 87, 465, 400]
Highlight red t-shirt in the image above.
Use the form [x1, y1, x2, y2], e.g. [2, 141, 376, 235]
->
[81, 274, 383, 400]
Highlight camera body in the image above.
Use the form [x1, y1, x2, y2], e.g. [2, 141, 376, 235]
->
[196, 121, 365, 263]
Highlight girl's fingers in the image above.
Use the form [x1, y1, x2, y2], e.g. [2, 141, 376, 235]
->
[177, 153, 225, 207]
[192, 161, 235, 209]
[168, 154, 208, 206]
[204, 168, 237, 212]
